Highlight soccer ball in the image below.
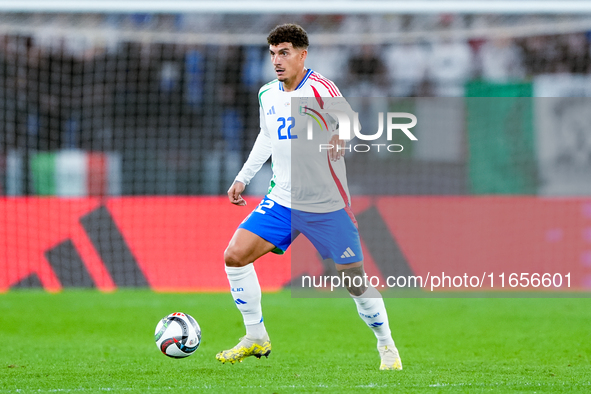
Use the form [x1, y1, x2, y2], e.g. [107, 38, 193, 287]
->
[155, 312, 201, 358]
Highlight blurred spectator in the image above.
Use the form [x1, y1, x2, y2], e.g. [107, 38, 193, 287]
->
[304, 44, 348, 85]
[217, 45, 247, 153]
[427, 38, 473, 97]
[36, 39, 78, 150]
[346, 45, 388, 97]
[520, 35, 562, 75]
[185, 46, 205, 108]
[385, 43, 428, 97]
[559, 33, 590, 74]
[345, 45, 389, 152]
[339, 15, 367, 35]
[479, 37, 525, 82]
[0, 35, 33, 151]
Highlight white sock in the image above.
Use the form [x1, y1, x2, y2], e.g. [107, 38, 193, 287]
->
[352, 286, 395, 347]
[225, 264, 267, 339]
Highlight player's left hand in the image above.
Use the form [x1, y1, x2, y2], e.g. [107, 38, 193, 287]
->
[329, 134, 346, 162]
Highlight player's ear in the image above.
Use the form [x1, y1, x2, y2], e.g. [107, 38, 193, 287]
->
[300, 49, 308, 61]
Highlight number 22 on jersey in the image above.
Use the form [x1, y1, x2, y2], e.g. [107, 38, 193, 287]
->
[277, 117, 297, 140]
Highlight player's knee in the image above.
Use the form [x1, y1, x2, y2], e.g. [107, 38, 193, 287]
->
[340, 264, 368, 297]
[223, 245, 249, 267]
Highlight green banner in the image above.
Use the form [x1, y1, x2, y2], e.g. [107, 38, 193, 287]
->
[30, 152, 57, 195]
[465, 82, 538, 194]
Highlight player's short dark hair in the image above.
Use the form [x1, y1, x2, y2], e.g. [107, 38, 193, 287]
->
[267, 24, 309, 49]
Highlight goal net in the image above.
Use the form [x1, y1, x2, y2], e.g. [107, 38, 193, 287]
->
[1, 9, 590, 293]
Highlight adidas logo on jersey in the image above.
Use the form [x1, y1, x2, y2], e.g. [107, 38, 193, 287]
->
[267, 106, 276, 115]
[341, 247, 356, 259]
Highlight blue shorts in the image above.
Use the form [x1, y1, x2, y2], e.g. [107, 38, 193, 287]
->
[238, 196, 363, 264]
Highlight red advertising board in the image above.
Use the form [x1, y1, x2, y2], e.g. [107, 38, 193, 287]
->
[1, 197, 590, 292]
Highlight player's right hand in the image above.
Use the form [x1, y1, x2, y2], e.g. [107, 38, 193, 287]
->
[228, 181, 247, 206]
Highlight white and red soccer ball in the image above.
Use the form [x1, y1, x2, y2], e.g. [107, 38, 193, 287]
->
[155, 312, 201, 358]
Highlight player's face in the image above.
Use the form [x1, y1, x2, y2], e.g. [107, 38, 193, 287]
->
[269, 42, 307, 83]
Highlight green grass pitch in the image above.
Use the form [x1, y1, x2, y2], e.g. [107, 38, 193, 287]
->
[1, 290, 590, 393]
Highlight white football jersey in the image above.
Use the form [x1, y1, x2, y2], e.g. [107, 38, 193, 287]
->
[235, 69, 356, 213]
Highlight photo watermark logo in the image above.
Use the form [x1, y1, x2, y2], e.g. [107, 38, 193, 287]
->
[303, 108, 418, 153]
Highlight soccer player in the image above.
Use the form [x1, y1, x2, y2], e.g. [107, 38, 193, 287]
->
[216, 24, 402, 371]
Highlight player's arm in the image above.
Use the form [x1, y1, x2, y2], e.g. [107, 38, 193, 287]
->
[229, 109, 272, 206]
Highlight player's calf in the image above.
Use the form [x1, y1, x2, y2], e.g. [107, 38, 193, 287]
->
[338, 263, 368, 296]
